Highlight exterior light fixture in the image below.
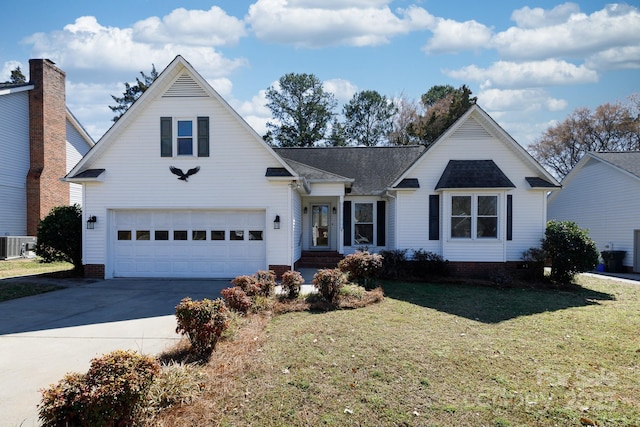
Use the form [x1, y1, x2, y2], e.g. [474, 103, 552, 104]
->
[86, 215, 97, 229]
[274, 215, 281, 229]
[303, 206, 308, 214]
[332, 206, 337, 214]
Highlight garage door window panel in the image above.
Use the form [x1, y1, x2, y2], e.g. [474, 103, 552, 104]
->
[231, 230, 245, 241]
[155, 230, 169, 240]
[118, 231, 132, 240]
[174, 230, 188, 240]
[136, 231, 150, 240]
[192, 230, 207, 240]
[211, 230, 225, 240]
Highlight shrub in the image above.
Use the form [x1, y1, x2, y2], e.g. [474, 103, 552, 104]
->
[175, 297, 230, 359]
[281, 270, 304, 299]
[412, 249, 449, 277]
[543, 220, 599, 284]
[254, 270, 276, 297]
[39, 350, 161, 427]
[221, 287, 253, 313]
[312, 269, 346, 304]
[521, 247, 547, 281]
[36, 204, 83, 272]
[230, 275, 260, 296]
[337, 251, 383, 289]
[379, 249, 408, 279]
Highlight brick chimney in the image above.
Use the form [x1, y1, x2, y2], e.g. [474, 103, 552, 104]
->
[26, 59, 68, 236]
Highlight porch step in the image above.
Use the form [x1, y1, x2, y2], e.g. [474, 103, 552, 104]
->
[296, 251, 344, 269]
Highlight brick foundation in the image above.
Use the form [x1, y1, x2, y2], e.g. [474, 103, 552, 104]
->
[84, 264, 105, 279]
[268, 265, 292, 279]
[449, 261, 544, 281]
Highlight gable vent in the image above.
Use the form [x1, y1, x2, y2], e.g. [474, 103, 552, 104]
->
[163, 73, 209, 98]
[451, 117, 492, 140]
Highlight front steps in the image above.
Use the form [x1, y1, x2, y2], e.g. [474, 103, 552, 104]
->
[295, 251, 344, 269]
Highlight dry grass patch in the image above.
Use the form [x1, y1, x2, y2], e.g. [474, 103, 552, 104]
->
[148, 276, 640, 426]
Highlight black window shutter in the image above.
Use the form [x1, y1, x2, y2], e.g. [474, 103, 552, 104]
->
[160, 117, 172, 157]
[343, 201, 352, 246]
[506, 194, 513, 241]
[377, 200, 386, 246]
[197, 116, 210, 157]
[429, 194, 440, 240]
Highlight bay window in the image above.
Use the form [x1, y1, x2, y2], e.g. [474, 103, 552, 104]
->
[450, 195, 498, 239]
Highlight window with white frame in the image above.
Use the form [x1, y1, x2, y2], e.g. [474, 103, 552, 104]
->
[354, 203, 374, 244]
[177, 120, 193, 155]
[450, 195, 498, 239]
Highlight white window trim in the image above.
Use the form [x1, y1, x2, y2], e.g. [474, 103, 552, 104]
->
[448, 193, 500, 241]
[353, 201, 376, 246]
[175, 117, 195, 157]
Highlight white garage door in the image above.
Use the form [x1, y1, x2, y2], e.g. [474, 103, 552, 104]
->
[113, 210, 266, 278]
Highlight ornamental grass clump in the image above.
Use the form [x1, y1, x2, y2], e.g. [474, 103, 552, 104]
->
[281, 270, 304, 299]
[337, 251, 383, 289]
[39, 350, 161, 427]
[175, 297, 230, 360]
[312, 268, 346, 304]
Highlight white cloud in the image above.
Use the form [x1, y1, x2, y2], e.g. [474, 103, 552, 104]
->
[246, 0, 432, 48]
[25, 16, 247, 79]
[323, 78, 357, 102]
[478, 88, 567, 113]
[1, 60, 25, 81]
[446, 59, 599, 89]
[510, 2, 580, 29]
[132, 6, 246, 46]
[586, 45, 640, 70]
[492, 4, 640, 62]
[422, 18, 493, 54]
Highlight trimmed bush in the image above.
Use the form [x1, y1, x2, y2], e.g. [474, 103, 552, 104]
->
[175, 297, 230, 359]
[337, 251, 383, 289]
[312, 269, 346, 304]
[412, 249, 449, 277]
[36, 204, 83, 272]
[221, 287, 253, 313]
[379, 249, 408, 279]
[281, 270, 304, 299]
[254, 270, 276, 297]
[230, 275, 260, 296]
[39, 350, 161, 427]
[543, 220, 599, 284]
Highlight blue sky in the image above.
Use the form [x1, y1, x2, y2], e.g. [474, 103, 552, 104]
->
[1, 1, 638, 147]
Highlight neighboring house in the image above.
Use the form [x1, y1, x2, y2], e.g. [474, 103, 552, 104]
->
[548, 152, 640, 273]
[66, 55, 560, 279]
[0, 59, 94, 238]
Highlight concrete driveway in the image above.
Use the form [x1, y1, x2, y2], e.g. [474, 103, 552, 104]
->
[0, 277, 229, 427]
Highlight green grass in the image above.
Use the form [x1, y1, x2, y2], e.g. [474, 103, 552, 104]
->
[207, 276, 640, 426]
[0, 259, 73, 301]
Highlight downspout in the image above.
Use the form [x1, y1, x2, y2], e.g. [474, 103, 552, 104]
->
[384, 191, 397, 250]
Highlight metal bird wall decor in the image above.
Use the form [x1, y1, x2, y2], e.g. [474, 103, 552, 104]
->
[170, 166, 200, 181]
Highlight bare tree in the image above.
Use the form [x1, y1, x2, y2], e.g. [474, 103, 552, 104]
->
[529, 95, 640, 178]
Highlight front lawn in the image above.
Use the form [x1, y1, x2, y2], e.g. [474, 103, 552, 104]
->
[151, 275, 640, 426]
[0, 259, 73, 301]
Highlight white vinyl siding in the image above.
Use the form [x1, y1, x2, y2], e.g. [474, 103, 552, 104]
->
[0, 91, 30, 235]
[66, 119, 91, 206]
[395, 115, 549, 262]
[548, 157, 640, 269]
[81, 90, 293, 277]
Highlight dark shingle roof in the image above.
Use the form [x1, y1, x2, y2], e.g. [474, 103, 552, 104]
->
[275, 146, 426, 195]
[591, 152, 640, 179]
[395, 178, 420, 189]
[435, 160, 515, 190]
[526, 177, 561, 188]
[265, 167, 292, 177]
[70, 169, 105, 179]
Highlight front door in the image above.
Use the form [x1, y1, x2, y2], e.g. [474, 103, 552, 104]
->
[311, 204, 330, 248]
